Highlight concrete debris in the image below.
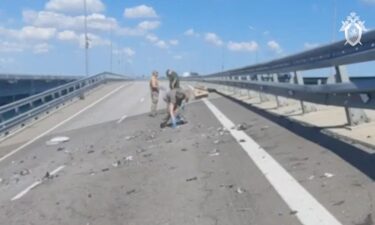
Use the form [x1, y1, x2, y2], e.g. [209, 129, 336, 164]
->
[20, 169, 30, 176]
[220, 184, 234, 189]
[261, 126, 270, 131]
[209, 149, 220, 157]
[126, 189, 136, 195]
[186, 177, 198, 182]
[235, 123, 251, 131]
[125, 156, 133, 161]
[46, 136, 70, 146]
[236, 187, 244, 194]
[125, 136, 135, 141]
[213, 140, 220, 144]
[290, 210, 298, 215]
[143, 153, 152, 158]
[323, 173, 334, 178]
[112, 160, 121, 168]
[44, 172, 51, 179]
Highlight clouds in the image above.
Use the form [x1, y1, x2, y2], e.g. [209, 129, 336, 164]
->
[23, 10, 117, 32]
[137, 21, 160, 30]
[124, 5, 158, 19]
[227, 41, 258, 52]
[267, 40, 282, 54]
[184, 28, 199, 37]
[0, 26, 56, 41]
[204, 32, 223, 46]
[113, 47, 135, 57]
[45, 0, 105, 14]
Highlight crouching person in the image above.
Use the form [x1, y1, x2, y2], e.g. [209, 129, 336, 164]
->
[160, 88, 189, 128]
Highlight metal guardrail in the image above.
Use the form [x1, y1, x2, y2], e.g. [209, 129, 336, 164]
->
[189, 30, 375, 125]
[0, 72, 130, 134]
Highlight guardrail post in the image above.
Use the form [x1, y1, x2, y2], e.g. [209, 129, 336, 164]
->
[257, 74, 268, 102]
[246, 75, 252, 98]
[272, 73, 286, 108]
[329, 65, 369, 126]
[292, 71, 316, 114]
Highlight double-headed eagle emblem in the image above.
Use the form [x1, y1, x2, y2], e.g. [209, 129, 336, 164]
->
[340, 12, 367, 46]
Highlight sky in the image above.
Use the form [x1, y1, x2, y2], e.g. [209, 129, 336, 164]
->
[0, 0, 374, 77]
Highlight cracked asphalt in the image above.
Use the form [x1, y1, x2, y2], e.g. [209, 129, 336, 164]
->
[0, 81, 373, 225]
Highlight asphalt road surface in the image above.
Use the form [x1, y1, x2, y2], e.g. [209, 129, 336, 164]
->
[0, 81, 373, 225]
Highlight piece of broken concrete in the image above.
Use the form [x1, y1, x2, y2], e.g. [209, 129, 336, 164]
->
[46, 136, 70, 146]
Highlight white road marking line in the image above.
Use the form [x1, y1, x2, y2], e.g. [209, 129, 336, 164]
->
[0, 83, 129, 163]
[11, 165, 65, 201]
[117, 114, 128, 124]
[202, 98, 342, 225]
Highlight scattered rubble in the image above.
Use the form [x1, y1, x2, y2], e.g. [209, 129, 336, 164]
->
[186, 177, 198, 182]
[125, 156, 133, 161]
[143, 153, 152, 158]
[236, 187, 245, 194]
[220, 184, 234, 189]
[112, 160, 121, 168]
[290, 210, 298, 215]
[126, 189, 136, 195]
[323, 173, 334, 178]
[209, 149, 220, 157]
[19, 169, 30, 176]
[261, 126, 270, 131]
[125, 136, 135, 141]
[46, 136, 70, 146]
[234, 123, 251, 131]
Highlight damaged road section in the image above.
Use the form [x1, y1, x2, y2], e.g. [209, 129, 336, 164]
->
[11, 165, 65, 201]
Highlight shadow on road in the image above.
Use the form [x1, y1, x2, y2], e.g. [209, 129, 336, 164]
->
[215, 91, 375, 181]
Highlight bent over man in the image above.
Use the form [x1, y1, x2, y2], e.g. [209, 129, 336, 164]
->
[160, 88, 189, 128]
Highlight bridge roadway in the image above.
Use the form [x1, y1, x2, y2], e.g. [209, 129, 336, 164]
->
[0, 81, 373, 225]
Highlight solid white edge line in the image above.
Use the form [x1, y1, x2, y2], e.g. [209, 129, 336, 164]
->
[117, 114, 128, 124]
[202, 98, 342, 225]
[11, 165, 66, 201]
[0, 83, 129, 163]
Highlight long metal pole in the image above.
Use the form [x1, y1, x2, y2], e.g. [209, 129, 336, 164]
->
[110, 25, 113, 73]
[84, 0, 89, 76]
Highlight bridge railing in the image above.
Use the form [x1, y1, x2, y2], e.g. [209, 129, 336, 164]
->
[0, 72, 131, 135]
[188, 30, 375, 126]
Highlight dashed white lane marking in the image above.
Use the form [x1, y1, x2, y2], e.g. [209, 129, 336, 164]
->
[0, 83, 129, 163]
[11, 165, 66, 201]
[202, 98, 342, 225]
[117, 114, 128, 124]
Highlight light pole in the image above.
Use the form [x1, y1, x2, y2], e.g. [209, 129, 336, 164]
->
[84, 0, 89, 77]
